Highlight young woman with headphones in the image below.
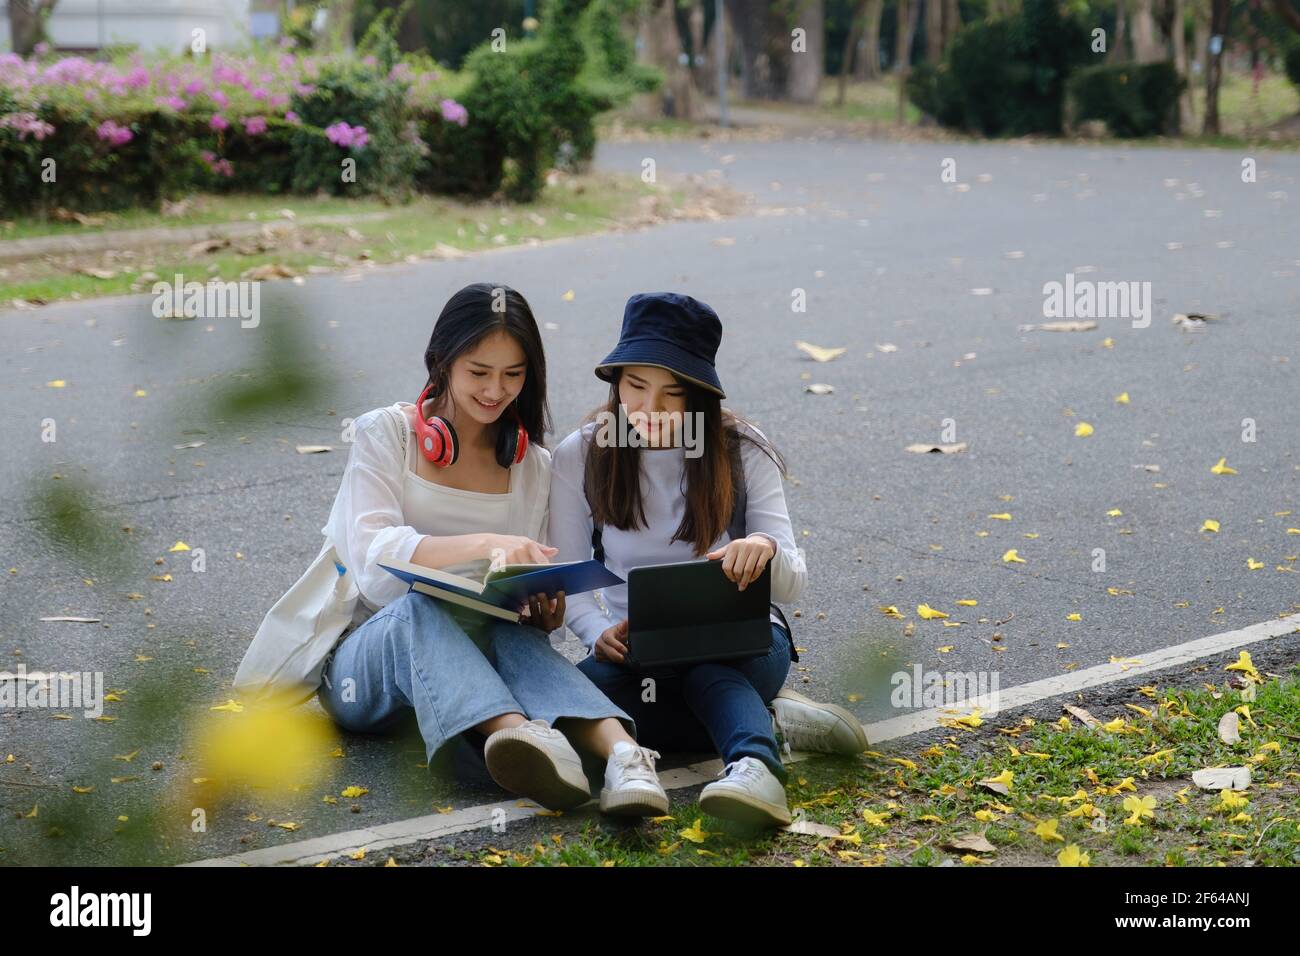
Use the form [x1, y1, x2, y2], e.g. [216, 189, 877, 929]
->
[314, 283, 669, 816]
[547, 293, 870, 828]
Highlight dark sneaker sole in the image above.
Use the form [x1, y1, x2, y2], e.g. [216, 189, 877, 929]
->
[699, 787, 792, 828]
[483, 731, 590, 811]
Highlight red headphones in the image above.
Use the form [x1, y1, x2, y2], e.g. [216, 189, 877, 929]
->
[413, 381, 529, 470]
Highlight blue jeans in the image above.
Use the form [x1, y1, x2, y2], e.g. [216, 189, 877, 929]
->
[317, 591, 634, 765]
[577, 623, 793, 782]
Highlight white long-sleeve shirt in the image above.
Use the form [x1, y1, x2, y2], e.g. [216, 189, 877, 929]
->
[547, 419, 807, 650]
[321, 402, 551, 623]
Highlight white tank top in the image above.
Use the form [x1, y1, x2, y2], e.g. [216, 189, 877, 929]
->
[399, 415, 514, 580]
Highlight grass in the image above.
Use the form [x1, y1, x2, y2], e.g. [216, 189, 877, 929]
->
[0, 172, 733, 307]
[602, 70, 1298, 147]
[815, 73, 923, 125]
[453, 662, 1300, 867]
[1194, 71, 1300, 136]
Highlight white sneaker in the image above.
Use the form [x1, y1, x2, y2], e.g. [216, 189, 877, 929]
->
[698, 756, 792, 827]
[771, 688, 869, 755]
[600, 741, 670, 817]
[483, 719, 591, 811]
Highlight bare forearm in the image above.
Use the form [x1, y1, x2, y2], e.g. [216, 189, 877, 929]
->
[409, 533, 491, 570]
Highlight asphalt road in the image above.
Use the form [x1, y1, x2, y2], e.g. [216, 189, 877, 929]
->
[2, 133, 1297, 864]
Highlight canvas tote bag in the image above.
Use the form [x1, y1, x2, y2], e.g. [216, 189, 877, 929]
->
[233, 406, 409, 705]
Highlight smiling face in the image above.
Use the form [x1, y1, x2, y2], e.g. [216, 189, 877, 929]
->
[444, 329, 527, 426]
[617, 365, 687, 447]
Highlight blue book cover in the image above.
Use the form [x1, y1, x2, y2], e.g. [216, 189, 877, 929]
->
[378, 558, 623, 622]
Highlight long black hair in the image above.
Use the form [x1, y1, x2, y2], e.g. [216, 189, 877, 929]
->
[582, 367, 784, 555]
[422, 283, 552, 448]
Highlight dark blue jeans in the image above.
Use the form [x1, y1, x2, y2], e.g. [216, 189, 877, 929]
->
[577, 623, 793, 782]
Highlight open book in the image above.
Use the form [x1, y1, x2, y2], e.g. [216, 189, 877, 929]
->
[379, 557, 624, 624]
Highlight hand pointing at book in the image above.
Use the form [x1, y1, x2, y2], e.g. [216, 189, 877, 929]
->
[484, 534, 557, 567]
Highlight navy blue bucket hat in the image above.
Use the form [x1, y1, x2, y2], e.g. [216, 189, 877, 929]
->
[594, 292, 725, 399]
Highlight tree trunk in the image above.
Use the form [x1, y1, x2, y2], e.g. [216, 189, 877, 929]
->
[895, 0, 919, 122]
[8, 0, 58, 55]
[724, 0, 788, 99]
[837, 0, 870, 104]
[687, 0, 707, 93]
[1203, 0, 1230, 134]
[646, 0, 696, 118]
[861, 0, 883, 78]
[925, 0, 943, 63]
[1132, 0, 1161, 63]
[943, 0, 960, 51]
[1109, 0, 1128, 62]
[1192, 0, 1209, 76]
[1171, 0, 1195, 131]
[786, 0, 825, 103]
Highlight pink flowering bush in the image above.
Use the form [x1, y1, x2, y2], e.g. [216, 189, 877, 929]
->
[0, 46, 469, 214]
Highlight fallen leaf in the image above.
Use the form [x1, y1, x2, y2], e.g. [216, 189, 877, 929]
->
[1057, 844, 1091, 867]
[905, 442, 967, 454]
[679, 818, 710, 843]
[978, 770, 1014, 795]
[1063, 705, 1101, 728]
[944, 832, 995, 853]
[794, 341, 847, 363]
[1017, 321, 1098, 332]
[1033, 819, 1065, 842]
[1217, 712, 1241, 745]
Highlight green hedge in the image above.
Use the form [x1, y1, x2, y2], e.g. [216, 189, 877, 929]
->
[1067, 61, 1184, 137]
[906, 0, 1092, 136]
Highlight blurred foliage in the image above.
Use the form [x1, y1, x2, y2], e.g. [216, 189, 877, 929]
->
[1068, 61, 1185, 136]
[25, 475, 140, 583]
[907, 0, 1091, 135]
[206, 290, 332, 426]
[418, 0, 659, 201]
[1287, 36, 1300, 91]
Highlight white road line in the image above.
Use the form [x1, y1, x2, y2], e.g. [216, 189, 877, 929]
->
[184, 613, 1300, 867]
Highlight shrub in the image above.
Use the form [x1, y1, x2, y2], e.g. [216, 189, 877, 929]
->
[1067, 61, 1185, 137]
[1285, 39, 1300, 93]
[906, 0, 1091, 136]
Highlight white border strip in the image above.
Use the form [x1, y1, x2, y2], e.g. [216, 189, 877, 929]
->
[184, 613, 1300, 867]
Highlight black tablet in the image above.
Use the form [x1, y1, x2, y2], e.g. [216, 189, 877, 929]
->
[626, 559, 772, 668]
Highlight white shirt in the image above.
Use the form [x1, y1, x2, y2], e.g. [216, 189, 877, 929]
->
[547, 419, 807, 650]
[321, 403, 551, 623]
